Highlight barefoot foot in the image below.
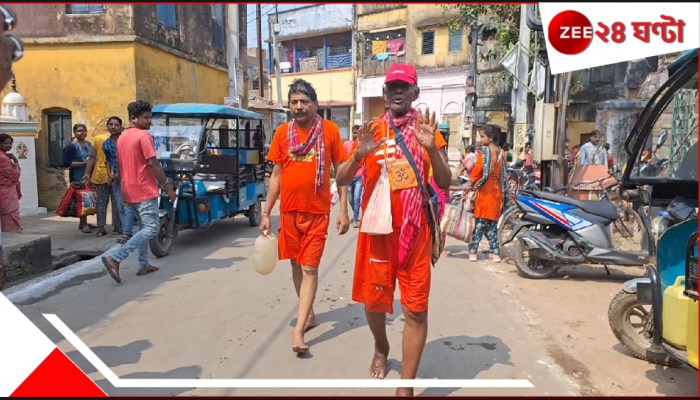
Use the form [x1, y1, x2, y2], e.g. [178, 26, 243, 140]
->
[368, 350, 389, 379]
[304, 313, 318, 333]
[291, 330, 309, 354]
[396, 387, 414, 397]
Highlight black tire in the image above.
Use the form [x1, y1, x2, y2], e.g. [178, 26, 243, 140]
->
[149, 216, 174, 258]
[498, 206, 524, 261]
[512, 238, 559, 279]
[607, 290, 680, 367]
[248, 198, 262, 227]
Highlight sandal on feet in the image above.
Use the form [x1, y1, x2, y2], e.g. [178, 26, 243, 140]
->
[96, 228, 107, 237]
[117, 235, 132, 244]
[136, 265, 159, 276]
[101, 256, 121, 283]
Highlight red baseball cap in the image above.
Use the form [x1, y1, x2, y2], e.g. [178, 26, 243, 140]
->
[385, 63, 417, 85]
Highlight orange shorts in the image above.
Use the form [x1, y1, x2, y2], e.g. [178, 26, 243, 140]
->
[351, 224, 432, 314]
[278, 211, 330, 267]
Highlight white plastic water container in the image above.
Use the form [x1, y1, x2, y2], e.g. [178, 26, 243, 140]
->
[254, 232, 278, 275]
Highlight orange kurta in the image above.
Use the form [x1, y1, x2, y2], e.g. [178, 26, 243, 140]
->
[267, 120, 348, 267]
[350, 119, 447, 314]
[469, 148, 506, 222]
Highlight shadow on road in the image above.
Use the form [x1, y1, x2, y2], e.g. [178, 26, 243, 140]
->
[645, 363, 699, 396]
[610, 344, 698, 396]
[65, 339, 152, 374]
[416, 335, 512, 397]
[301, 300, 404, 348]
[93, 365, 203, 396]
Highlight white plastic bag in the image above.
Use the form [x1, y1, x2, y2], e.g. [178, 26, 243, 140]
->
[330, 181, 339, 207]
[360, 162, 393, 235]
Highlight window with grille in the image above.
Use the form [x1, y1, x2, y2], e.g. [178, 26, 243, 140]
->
[46, 111, 73, 168]
[211, 4, 224, 51]
[421, 30, 435, 55]
[66, 4, 106, 14]
[156, 4, 176, 29]
[448, 28, 463, 52]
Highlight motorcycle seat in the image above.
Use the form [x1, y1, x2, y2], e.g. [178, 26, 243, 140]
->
[532, 190, 620, 220]
[544, 186, 567, 194]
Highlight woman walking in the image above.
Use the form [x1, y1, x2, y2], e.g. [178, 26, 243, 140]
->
[464, 124, 509, 263]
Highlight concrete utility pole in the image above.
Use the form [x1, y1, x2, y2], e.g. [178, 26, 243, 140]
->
[271, 6, 284, 107]
[256, 4, 264, 98]
[225, 5, 240, 100]
[465, 21, 479, 146]
[513, 4, 531, 158]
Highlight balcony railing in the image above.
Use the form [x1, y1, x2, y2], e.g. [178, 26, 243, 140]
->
[361, 54, 406, 77]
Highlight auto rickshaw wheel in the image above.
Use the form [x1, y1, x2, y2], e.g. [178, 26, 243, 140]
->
[149, 216, 174, 258]
[607, 289, 680, 367]
[248, 198, 262, 227]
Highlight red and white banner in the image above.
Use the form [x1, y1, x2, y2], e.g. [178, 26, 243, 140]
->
[539, 3, 700, 74]
[0, 294, 106, 397]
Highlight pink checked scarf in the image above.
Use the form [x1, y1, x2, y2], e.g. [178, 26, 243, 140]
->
[386, 109, 425, 268]
[288, 115, 325, 194]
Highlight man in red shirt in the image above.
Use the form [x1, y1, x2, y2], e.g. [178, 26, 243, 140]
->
[101, 101, 176, 283]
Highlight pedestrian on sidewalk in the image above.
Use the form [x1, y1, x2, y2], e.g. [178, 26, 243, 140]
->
[101, 101, 176, 283]
[102, 117, 131, 244]
[260, 79, 350, 354]
[335, 63, 451, 397]
[1, 3, 24, 289]
[464, 124, 509, 263]
[0, 133, 22, 233]
[62, 123, 95, 233]
[577, 130, 607, 166]
[83, 119, 121, 237]
[343, 124, 364, 228]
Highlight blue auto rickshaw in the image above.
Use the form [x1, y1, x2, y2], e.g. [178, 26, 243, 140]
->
[607, 49, 698, 369]
[147, 103, 268, 257]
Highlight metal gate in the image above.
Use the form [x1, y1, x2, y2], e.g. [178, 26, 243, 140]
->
[442, 113, 463, 151]
[670, 88, 698, 173]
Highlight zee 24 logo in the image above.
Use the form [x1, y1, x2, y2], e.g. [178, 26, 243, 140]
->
[548, 10, 686, 55]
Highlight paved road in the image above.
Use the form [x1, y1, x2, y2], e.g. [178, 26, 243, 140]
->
[13, 205, 696, 396]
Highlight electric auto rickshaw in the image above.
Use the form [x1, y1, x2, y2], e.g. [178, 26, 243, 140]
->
[147, 103, 268, 257]
[607, 48, 698, 369]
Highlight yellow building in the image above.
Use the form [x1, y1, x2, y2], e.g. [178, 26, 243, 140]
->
[2, 4, 232, 210]
[266, 4, 356, 140]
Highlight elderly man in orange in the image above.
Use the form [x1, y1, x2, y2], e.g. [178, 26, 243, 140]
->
[260, 79, 350, 355]
[336, 64, 451, 397]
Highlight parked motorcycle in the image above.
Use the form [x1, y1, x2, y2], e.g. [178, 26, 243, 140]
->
[506, 176, 653, 278]
[505, 129, 679, 278]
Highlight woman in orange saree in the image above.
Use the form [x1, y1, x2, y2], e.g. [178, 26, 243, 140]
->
[465, 124, 508, 262]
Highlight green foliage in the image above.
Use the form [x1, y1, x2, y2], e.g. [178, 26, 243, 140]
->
[442, 4, 522, 61]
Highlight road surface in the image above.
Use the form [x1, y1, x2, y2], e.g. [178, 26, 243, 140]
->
[13, 205, 697, 396]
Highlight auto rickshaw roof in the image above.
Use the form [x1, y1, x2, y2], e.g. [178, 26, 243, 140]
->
[669, 48, 698, 76]
[152, 103, 263, 120]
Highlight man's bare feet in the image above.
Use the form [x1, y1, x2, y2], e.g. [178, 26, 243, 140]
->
[304, 313, 318, 332]
[396, 387, 414, 397]
[368, 349, 389, 379]
[291, 329, 309, 354]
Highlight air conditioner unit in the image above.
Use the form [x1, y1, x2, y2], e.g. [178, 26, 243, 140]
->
[533, 99, 557, 161]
